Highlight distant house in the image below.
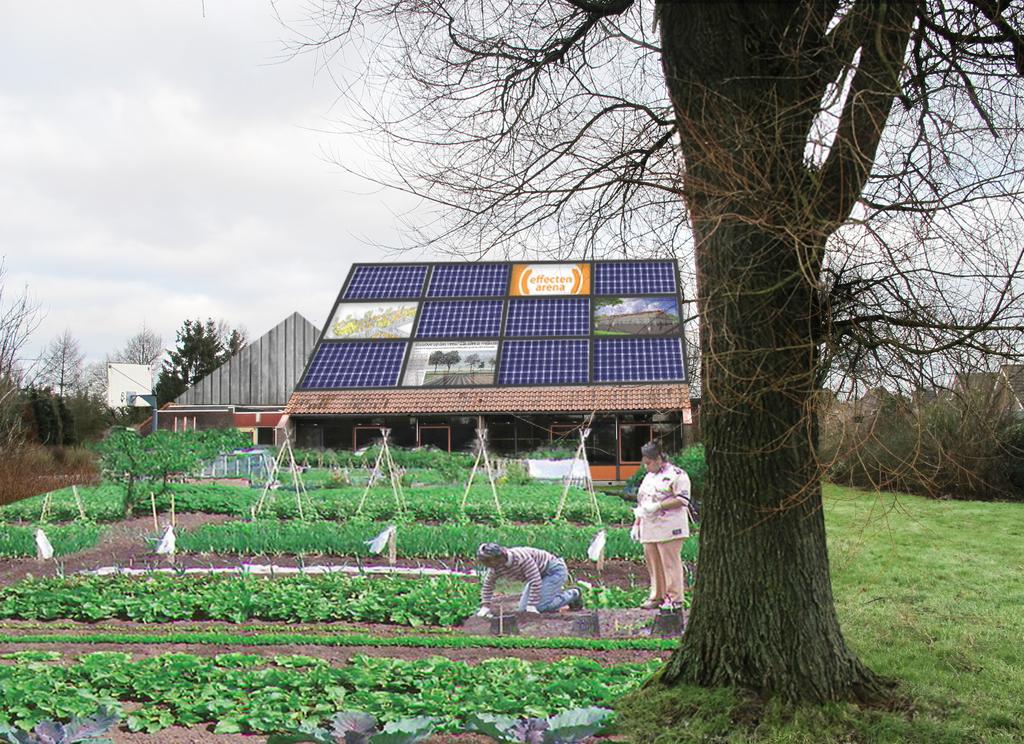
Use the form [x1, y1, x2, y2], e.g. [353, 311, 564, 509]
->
[999, 364, 1024, 415]
[157, 312, 320, 444]
[951, 369, 1019, 412]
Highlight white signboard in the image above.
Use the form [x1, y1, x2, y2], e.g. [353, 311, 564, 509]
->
[106, 363, 153, 407]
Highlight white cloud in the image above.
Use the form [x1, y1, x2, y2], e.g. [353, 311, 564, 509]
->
[0, 0, 417, 364]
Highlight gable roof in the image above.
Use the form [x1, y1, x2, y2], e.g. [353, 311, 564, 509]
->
[174, 312, 320, 407]
[285, 260, 690, 416]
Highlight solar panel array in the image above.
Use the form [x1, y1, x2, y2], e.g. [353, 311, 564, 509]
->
[498, 340, 589, 385]
[300, 260, 685, 389]
[594, 261, 677, 295]
[505, 297, 590, 337]
[343, 265, 428, 299]
[594, 338, 684, 382]
[416, 300, 503, 338]
[302, 341, 406, 388]
[427, 263, 510, 297]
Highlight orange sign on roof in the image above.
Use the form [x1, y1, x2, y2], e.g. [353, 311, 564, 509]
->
[510, 263, 590, 296]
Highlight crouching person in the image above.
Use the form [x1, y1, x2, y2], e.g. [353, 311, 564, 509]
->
[475, 543, 583, 617]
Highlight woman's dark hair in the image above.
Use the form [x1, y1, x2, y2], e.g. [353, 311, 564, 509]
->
[640, 441, 664, 460]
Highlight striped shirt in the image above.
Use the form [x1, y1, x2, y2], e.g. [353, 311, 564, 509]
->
[480, 546, 559, 607]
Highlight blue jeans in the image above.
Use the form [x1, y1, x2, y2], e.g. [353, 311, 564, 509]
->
[518, 559, 575, 612]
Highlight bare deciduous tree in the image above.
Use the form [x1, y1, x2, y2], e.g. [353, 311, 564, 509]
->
[36, 329, 86, 398]
[295, 0, 1024, 703]
[0, 259, 41, 448]
[113, 324, 164, 372]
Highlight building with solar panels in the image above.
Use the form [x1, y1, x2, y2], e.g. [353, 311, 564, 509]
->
[284, 261, 692, 481]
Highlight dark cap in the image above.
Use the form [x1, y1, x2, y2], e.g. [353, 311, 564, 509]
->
[477, 542, 505, 559]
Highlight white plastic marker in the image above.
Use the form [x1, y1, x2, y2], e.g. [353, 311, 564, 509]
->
[35, 529, 54, 560]
[155, 524, 176, 556]
[366, 525, 397, 555]
[588, 529, 607, 572]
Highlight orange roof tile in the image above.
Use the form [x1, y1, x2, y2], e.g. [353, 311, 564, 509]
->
[286, 384, 689, 415]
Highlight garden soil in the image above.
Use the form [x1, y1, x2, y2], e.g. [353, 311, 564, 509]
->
[0, 513, 649, 590]
[1, 513, 659, 743]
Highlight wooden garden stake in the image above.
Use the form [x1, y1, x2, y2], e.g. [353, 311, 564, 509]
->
[72, 485, 86, 520]
[170, 491, 176, 527]
[150, 491, 159, 532]
[387, 527, 397, 566]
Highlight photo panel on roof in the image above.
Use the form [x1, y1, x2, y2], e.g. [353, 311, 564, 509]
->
[593, 297, 681, 336]
[327, 302, 418, 339]
[403, 341, 499, 387]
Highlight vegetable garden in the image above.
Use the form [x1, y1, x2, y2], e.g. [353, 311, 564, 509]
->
[0, 431, 697, 742]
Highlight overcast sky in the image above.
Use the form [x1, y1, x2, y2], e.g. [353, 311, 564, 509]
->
[1, 1, 417, 368]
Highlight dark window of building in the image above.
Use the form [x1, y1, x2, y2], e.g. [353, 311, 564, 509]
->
[450, 419, 477, 453]
[486, 416, 516, 455]
[388, 419, 418, 448]
[324, 421, 355, 450]
[418, 425, 451, 451]
[256, 427, 275, 445]
[514, 417, 548, 455]
[587, 417, 618, 465]
[550, 423, 580, 449]
[296, 422, 324, 449]
[619, 423, 653, 463]
[353, 425, 382, 450]
[654, 413, 685, 453]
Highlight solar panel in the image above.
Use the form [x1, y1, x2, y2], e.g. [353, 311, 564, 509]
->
[505, 298, 590, 337]
[498, 340, 589, 385]
[427, 264, 510, 297]
[343, 265, 428, 299]
[593, 338, 684, 382]
[300, 342, 406, 388]
[594, 262, 677, 295]
[415, 300, 503, 338]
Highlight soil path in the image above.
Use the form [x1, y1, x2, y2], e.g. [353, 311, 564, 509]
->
[0, 513, 234, 587]
[0, 512, 652, 590]
[0, 639, 664, 666]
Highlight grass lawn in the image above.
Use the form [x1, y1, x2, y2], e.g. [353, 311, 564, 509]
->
[622, 484, 1024, 743]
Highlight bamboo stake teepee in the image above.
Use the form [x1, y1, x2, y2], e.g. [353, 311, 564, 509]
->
[460, 418, 505, 522]
[356, 428, 406, 518]
[554, 417, 601, 524]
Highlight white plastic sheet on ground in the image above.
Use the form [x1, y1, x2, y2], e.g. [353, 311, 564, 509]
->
[34, 529, 53, 560]
[526, 459, 590, 480]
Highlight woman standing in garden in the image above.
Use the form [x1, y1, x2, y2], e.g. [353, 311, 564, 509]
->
[632, 441, 691, 609]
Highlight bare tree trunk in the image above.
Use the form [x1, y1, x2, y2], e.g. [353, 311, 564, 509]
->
[660, 219, 882, 702]
[654, 2, 911, 702]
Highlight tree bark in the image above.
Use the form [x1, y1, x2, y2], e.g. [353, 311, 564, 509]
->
[654, 2, 906, 702]
[659, 217, 883, 701]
